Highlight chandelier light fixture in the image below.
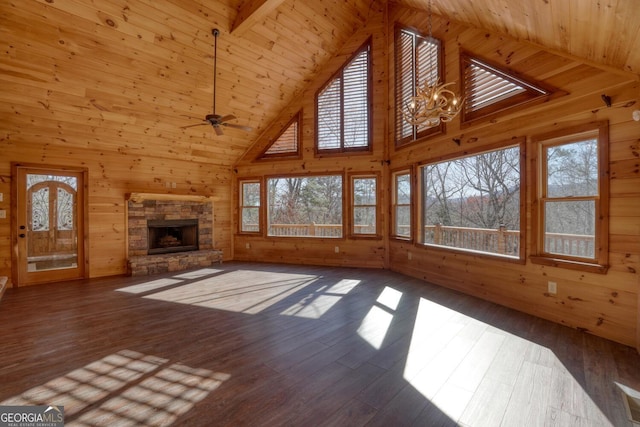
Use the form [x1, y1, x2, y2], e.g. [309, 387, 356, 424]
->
[403, 0, 464, 128]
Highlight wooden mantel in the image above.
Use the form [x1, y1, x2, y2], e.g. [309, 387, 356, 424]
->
[126, 193, 220, 203]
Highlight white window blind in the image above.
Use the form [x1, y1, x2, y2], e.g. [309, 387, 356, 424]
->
[317, 41, 370, 152]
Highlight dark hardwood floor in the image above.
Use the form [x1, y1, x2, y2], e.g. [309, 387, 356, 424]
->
[1, 262, 639, 426]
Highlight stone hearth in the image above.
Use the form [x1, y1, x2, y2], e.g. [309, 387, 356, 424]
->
[126, 193, 222, 276]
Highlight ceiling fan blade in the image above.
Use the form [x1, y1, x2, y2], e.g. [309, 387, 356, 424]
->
[213, 125, 224, 136]
[180, 122, 209, 129]
[218, 114, 236, 123]
[222, 123, 253, 132]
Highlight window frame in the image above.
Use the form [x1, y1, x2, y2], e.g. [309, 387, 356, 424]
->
[315, 38, 372, 155]
[530, 121, 609, 273]
[265, 173, 345, 239]
[259, 111, 302, 160]
[391, 168, 413, 241]
[416, 139, 526, 262]
[238, 178, 262, 235]
[459, 52, 559, 127]
[348, 173, 381, 239]
[394, 25, 445, 148]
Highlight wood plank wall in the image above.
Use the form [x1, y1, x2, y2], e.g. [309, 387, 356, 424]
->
[234, 4, 640, 349]
[0, 0, 376, 286]
[0, 151, 233, 279]
[0, 0, 247, 284]
[233, 5, 389, 269]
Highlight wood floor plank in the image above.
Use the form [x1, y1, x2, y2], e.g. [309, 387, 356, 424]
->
[0, 261, 638, 427]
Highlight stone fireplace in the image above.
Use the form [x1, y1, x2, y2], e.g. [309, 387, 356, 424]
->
[126, 193, 222, 276]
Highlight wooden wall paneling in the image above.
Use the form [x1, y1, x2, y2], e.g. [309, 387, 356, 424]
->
[383, 4, 639, 348]
[388, 241, 637, 346]
[0, 138, 234, 282]
[232, 6, 388, 269]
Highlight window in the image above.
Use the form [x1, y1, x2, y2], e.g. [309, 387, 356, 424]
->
[392, 170, 411, 239]
[260, 112, 301, 159]
[351, 175, 377, 236]
[419, 142, 524, 258]
[460, 52, 560, 125]
[316, 39, 371, 153]
[531, 122, 609, 272]
[267, 175, 343, 238]
[395, 27, 443, 146]
[240, 180, 261, 233]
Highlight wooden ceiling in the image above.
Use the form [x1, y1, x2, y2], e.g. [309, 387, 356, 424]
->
[2, 0, 639, 166]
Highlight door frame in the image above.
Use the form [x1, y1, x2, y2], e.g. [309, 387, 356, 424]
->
[11, 162, 90, 287]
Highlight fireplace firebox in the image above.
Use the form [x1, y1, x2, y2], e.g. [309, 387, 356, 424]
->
[147, 219, 198, 255]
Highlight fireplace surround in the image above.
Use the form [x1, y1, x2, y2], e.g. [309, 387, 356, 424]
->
[126, 193, 222, 276]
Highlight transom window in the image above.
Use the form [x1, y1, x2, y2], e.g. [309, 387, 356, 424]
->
[316, 39, 371, 153]
[419, 142, 524, 258]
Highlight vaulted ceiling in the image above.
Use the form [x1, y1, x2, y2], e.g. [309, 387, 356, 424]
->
[2, 0, 639, 167]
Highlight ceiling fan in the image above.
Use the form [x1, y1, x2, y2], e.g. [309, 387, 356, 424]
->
[181, 28, 252, 136]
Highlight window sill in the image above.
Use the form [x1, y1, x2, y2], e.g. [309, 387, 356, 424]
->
[529, 256, 609, 274]
[418, 243, 524, 264]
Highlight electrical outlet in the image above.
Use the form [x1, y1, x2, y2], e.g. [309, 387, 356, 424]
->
[245, 243, 250, 249]
[334, 246, 339, 253]
[171, 182, 177, 188]
[408, 252, 412, 260]
[0, 192, 3, 202]
[0, 210, 5, 219]
[548, 281, 557, 294]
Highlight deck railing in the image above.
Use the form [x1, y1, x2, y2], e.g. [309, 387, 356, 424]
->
[245, 223, 594, 258]
[424, 224, 520, 256]
[268, 223, 343, 237]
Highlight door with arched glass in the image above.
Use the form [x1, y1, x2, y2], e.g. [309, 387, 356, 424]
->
[14, 165, 87, 286]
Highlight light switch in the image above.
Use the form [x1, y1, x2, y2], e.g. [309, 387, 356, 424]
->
[0, 210, 6, 219]
[0, 192, 3, 202]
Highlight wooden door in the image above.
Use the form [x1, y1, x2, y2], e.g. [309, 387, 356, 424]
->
[13, 164, 87, 286]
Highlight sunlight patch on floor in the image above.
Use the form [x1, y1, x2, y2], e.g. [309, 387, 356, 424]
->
[356, 286, 402, 350]
[173, 268, 224, 280]
[143, 270, 318, 314]
[403, 297, 614, 426]
[376, 286, 402, 310]
[280, 279, 361, 319]
[116, 278, 184, 294]
[1, 349, 229, 426]
[357, 305, 393, 350]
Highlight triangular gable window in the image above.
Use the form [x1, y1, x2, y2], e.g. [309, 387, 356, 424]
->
[260, 112, 301, 159]
[461, 53, 559, 125]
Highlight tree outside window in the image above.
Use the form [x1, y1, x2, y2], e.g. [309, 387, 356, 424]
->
[352, 176, 377, 235]
[316, 40, 371, 153]
[392, 171, 411, 238]
[532, 121, 609, 273]
[240, 180, 261, 233]
[420, 144, 523, 258]
[267, 176, 343, 237]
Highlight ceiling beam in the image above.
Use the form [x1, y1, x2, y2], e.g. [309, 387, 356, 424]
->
[231, 0, 286, 37]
